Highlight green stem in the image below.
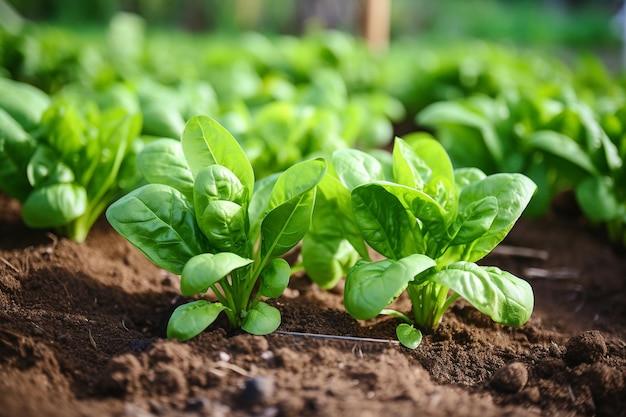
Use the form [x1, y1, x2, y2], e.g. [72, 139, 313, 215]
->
[407, 281, 450, 330]
[380, 309, 413, 324]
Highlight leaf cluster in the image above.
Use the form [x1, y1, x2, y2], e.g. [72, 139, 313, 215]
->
[0, 78, 143, 242]
[303, 136, 536, 348]
[106, 116, 326, 340]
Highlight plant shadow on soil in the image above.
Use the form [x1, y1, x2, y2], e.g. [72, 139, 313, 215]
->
[0, 192, 625, 417]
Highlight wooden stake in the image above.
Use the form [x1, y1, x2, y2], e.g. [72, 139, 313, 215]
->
[362, 0, 391, 52]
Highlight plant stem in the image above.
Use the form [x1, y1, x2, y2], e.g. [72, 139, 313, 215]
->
[407, 281, 450, 329]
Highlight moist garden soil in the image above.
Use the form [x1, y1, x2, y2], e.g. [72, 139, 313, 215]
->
[0, 191, 625, 417]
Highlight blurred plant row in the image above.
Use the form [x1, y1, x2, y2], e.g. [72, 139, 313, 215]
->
[0, 12, 625, 246]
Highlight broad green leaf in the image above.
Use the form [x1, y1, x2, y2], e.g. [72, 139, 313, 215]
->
[418, 100, 503, 164]
[454, 168, 486, 188]
[26, 146, 74, 187]
[526, 131, 598, 175]
[39, 101, 86, 158]
[0, 110, 35, 200]
[261, 191, 315, 258]
[458, 173, 536, 262]
[259, 258, 291, 298]
[0, 78, 50, 131]
[198, 200, 247, 253]
[302, 234, 360, 289]
[392, 137, 430, 190]
[106, 184, 207, 274]
[194, 165, 246, 210]
[181, 115, 254, 200]
[302, 174, 369, 288]
[374, 182, 447, 243]
[576, 176, 620, 222]
[167, 300, 227, 341]
[428, 262, 534, 327]
[332, 149, 385, 191]
[268, 158, 326, 210]
[137, 138, 194, 200]
[396, 323, 423, 349]
[82, 112, 141, 204]
[0, 109, 36, 200]
[408, 138, 456, 211]
[248, 173, 279, 242]
[352, 183, 424, 259]
[309, 174, 370, 257]
[344, 255, 436, 320]
[449, 196, 498, 246]
[180, 252, 253, 296]
[241, 301, 281, 335]
[22, 182, 87, 228]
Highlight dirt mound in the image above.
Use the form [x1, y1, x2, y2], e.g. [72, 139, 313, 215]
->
[1, 192, 625, 417]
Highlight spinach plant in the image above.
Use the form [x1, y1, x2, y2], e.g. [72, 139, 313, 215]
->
[106, 116, 326, 340]
[0, 80, 143, 242]
[417, 93, 616, 216]
[306, 136, 536, 348]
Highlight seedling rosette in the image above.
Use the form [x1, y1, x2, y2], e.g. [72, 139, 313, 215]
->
[304, 136, 536, 348]
[106, 115, 326, 340]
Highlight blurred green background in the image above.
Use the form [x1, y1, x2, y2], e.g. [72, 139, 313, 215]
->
[7, 0, 622, 47]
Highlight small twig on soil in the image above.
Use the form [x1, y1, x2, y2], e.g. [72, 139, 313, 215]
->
[523, 267, 580, 280]
[121, 319, 130, 332]
[492, 245, 549, 261]
[88, 327, 98, 350]
[276, 331, 400, 345]
[209, 362, 251, 378]
[0, 256, 19, 274]
[46, 232, 58, 250]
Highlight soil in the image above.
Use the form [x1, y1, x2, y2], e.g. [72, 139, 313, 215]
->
[1, 191, 625, 417]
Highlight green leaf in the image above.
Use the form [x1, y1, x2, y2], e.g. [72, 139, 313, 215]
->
[429, 262, 534, 327]
[194, 165, 246, 214]
[241, 301, 281, 335]
[167, 300, 227, 341]
[449, 196, 498, 246]
[137, 138, 194, 200]
[197, 200, 247, 253]
[374, 182, 448, 243]
[181, 115, 254, 200]
[261, 191, 315, 258]
[248, 173, 279, 242]
[352, 183, 424, 259]
[418, 100, 503, 164]
[454, 168, 486, 188]
[332, 149, 385, 191]
[396, 323, 422, 349]
[392, 137, 430, 190]
[259, 258, 291, 298]
[106, 184, 207, 274]
[268, 157, 326, 211]
[302, 234, 360, 290]
[0, 78, 50, 131]
[0, 108, 36, 197]
[576, 176, 620, 222]
[180, 252, 253, 296]
[22, 182, 87, 228]
[302, 173, 370, 288]
[457, 173, 536, 262]
[26, 146, 74, 187]
[526, 131, 598, 175]
[344, 255, 436, 320]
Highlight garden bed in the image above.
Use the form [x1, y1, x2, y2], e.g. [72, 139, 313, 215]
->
[0, 191, 625, 417]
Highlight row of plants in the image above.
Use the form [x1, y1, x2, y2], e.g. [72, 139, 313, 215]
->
[105, 115, 536, 349]
[0, 14, 624, 346]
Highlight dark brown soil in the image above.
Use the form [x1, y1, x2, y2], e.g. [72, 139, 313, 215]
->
[1, 192, 625, 417]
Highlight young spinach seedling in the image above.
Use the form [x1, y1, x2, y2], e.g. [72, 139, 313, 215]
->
[308, 136, 536, 348]
[106, 115, 326, 340]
